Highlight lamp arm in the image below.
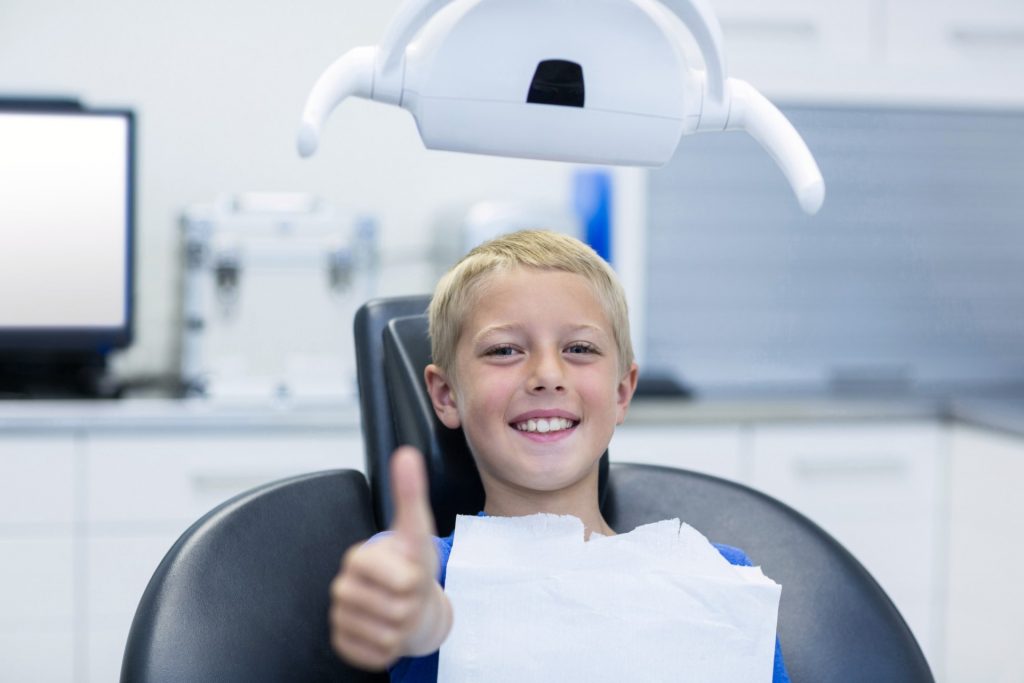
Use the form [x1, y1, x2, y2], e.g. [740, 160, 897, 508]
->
[726, 78, 825, 215]
[651, 0, 728, 102]
[297, 46, 376, 157]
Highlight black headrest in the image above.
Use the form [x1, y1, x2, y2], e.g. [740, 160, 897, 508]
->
[383, 315, 484, 536]
[380, 313, 609, 537]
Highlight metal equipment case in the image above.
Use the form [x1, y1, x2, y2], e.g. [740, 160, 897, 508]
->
[180, 194, 376, 402]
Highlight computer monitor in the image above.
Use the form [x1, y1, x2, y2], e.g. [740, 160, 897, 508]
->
[0, 99, 135, 353]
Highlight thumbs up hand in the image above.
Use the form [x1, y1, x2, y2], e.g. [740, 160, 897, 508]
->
[330, 447, 453, 671]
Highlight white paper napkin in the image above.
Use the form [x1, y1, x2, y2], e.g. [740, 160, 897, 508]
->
[438, 513, 781, 682]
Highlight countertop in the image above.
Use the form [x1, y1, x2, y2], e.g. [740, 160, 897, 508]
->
[1, 395, 1023, 438]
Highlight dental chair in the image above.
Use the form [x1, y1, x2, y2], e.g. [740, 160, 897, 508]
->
[121, 296, 934, 682]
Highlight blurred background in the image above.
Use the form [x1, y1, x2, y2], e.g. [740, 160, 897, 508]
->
[1, 1, 1022, 681]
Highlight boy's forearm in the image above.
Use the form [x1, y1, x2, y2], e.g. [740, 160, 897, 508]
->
[402, 581, 453, 657]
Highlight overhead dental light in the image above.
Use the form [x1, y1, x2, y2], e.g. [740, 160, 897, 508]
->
[298, 0, 825, 215]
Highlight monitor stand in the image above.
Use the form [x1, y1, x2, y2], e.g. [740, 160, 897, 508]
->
[0, 351, 118, 399]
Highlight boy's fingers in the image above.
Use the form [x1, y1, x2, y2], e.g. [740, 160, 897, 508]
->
[389, 446, 437, 561]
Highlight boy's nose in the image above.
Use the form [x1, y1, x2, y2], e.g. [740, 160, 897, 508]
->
[527, 351, 566, 393]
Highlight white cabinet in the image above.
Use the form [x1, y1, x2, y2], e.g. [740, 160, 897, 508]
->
[748, 420, 945, 674]
[711, 0, 878, 69]
[4, 401, 1024, 682]
[701, 0, 1024, 105]
[84, 430, 364, 532]
[885, 0, 1024, 104]
[944, 425, 1024, 683]
[0, 406, 366, 683]
[79, 427, 364, 683]
[609, 422, 745, 482]
[0, 434, 76, 527]
[705, 0, 884, 100]
[887, 0, 1024, 68]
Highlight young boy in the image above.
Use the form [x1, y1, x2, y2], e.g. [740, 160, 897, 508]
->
[329, 229, 789, 681]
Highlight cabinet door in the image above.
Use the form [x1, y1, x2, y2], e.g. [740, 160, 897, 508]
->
[609, 424, 744, 482]
[945, 425, 1024, 683]
[886, 0, 1024, 103]
[748, 421, 944, 671]
[0, 434, 76, 527]
[707, 0, 878, 89]
[0, 435, 77, 682]
[81, 428, 365, 682]
[0, 538, 75, 683]
[84, 533, 182, 683]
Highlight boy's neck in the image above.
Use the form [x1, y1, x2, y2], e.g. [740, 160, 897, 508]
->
[482, 489, 616, 539]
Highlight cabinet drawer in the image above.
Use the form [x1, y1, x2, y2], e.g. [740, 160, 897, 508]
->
[749, 421, 944, 666]
[87, 534, 182, 622]
[887, 0, 1024, 102]
[0, 435, 76, 527]
[945, 426, 1024, 682]
[609, 424, 743, 482]
[85, 533, 182, 683]
[0, 628, 74, 683]
[0, 538, 74, 626]
[84, 430, 364, 528]
[709, 0, 877, 70]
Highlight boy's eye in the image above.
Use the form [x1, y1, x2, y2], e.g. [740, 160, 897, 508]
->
[565, 342, 597, 355]
[484, 345, 518, 357]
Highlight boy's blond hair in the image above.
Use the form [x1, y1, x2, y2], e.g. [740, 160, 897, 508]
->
[428, 229, 634, 381]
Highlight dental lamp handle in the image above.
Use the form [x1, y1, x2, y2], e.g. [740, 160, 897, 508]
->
[297, 46, 376, 158]
[724, 78, 825, 215]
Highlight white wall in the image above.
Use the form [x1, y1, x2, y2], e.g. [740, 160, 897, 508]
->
[0, 0, 600, 377]
[3, 0, 1022, 380]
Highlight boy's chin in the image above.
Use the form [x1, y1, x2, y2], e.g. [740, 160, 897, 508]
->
[513, 463, 602, 494]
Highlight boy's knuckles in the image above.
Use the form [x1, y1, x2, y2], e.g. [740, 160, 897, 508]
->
[333, 634, 390, 671]
[389, 596, 419, 624]
[329, 573, 352, 601]
[339, 613, 403, 652]
[340, 542, 367, 569]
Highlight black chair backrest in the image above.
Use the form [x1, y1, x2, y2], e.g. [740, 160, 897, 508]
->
[121, 470, 385, 683]
[355, 297, 608, 536]
[353, 296, 432, 531]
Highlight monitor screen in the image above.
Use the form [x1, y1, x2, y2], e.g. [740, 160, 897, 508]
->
[0, 104, 134, 352]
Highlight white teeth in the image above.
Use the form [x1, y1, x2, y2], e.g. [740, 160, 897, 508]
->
[514, 417, 575, 433]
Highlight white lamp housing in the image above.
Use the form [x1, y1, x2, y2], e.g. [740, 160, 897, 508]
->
[298, 0, 825, 215]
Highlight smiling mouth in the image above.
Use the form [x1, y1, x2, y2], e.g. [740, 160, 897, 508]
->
[511, 417, 579, 434]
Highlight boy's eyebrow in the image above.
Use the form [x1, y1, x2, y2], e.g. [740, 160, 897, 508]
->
[472, 323, 610, 343]
[471, 323, 524, 344]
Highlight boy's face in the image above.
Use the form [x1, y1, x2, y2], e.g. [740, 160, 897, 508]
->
[426, 267, 638, 503]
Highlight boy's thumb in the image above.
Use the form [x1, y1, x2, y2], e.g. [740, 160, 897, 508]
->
[389, 446, 436, 557]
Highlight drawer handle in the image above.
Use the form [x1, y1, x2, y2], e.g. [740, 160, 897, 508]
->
[949, 27, 1024, 49]
[720, 19, 818, 42]
[793, 457, 908, 480]
[189, 473, 279, 493]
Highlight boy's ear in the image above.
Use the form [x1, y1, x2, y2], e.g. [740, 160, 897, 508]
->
[615, 362, 640, 425]
[424, 363, 462, 429]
